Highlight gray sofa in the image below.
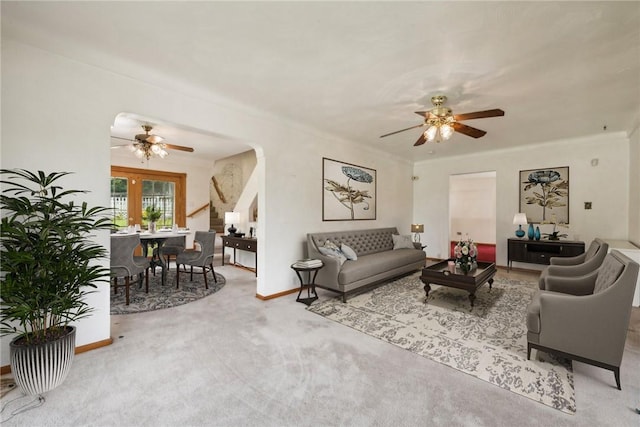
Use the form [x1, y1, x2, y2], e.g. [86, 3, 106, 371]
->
[307, 227, 426, 302]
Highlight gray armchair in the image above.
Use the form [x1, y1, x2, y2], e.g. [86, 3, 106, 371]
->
[538, 238, 608, 290]
[176, 231, 217, 289]
[110, 234, 150, 305]
[526, 250, 639, 390]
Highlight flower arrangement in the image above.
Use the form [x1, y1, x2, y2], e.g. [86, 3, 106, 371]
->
[454, 237, 478, 273]
[541, 213, 568, 240]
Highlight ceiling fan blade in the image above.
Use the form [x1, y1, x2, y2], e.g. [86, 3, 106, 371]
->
[454, 109, 505, 121]
[111, 136, 134, 142]
[452, 122, 487, 138]
[380, 123, 425, 138]
[413, 134, 427, 146]
[165, 143, 194, 152]
[414, 111, 431, 118]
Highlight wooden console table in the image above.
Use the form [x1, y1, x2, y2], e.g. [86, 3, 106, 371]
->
[507, 238, 585, 271]
[221, 235, 257, 276]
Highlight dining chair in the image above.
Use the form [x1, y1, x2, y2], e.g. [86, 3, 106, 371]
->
[110, 234, 150, 305]
[153, 235, 186, 272]
[176, 231, 217, 289]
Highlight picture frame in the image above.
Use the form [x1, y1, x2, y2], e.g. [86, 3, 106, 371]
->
[323, 158, 376, 221]
[519, 166, 569, 224]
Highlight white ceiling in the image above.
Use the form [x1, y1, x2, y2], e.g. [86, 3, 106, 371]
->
[3, 1, 639, 162]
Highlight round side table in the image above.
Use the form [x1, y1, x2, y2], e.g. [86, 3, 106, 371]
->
[291, 262, 323, 306]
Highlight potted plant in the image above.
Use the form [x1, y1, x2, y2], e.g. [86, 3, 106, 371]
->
[0, 169, 112, 396]
[143, 205, 162, 233]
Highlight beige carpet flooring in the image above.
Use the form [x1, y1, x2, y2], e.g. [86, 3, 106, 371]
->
[1, 265, 639, 426]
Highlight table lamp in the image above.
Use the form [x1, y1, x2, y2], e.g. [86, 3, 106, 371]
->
[513, 213, 528, 238]
[225, 211, 240, 236]
[411, 224, 424, 242]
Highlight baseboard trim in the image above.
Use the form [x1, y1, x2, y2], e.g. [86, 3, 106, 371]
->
[256, 287, 298, 300]
[1, 337, 113, 375]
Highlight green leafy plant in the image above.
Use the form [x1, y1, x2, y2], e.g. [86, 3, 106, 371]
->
[143, 205, 162, 223]
[0, 169, 112, 345]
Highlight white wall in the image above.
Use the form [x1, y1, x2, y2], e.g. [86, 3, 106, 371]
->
[629, 124, 640, 247]
[413, 133, 631, 268]
[1, 40, 413, 364]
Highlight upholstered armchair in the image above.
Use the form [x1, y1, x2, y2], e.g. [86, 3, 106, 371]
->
[153, 235, 186, 272]
[110, 234, 150, 305]
[526, 250, 639, 390]
[176, 231, 217, 289]
[538, 238, 608, 290]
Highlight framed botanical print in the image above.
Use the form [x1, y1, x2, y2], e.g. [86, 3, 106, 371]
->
[323, 158, 376, 221]
[519, 166, 569, 224]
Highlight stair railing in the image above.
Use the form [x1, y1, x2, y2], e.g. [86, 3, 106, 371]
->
[187, 203, 209, 218]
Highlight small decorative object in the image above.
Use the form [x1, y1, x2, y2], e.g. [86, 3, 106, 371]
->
[225, 211, 240, 236]
[534, 226, 541, 241]
[0, 169, 112, 396]
[143, 205, 162, 233]
[411, 224, 424, 242]
[513, 213, 527, 238]
[527, 223, 535, 240]
[519, 166, 569, 224]
[542, 213, 569, 240]
[323, 158, 376, 221]
[453, 237, 478, 274]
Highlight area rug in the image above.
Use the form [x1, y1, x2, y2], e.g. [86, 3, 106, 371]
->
[111, 270, 226, 315]
[307, 273, 576, 414]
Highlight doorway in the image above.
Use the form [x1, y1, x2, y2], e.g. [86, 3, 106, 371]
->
[449, 171, 496, 262]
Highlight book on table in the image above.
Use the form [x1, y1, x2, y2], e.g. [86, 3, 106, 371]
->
[293, 259, 323, 268]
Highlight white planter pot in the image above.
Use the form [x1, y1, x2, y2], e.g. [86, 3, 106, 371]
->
[10, 326, 76, 396]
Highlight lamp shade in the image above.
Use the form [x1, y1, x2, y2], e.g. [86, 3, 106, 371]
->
[513, 213, 528, 225]
[411, 224, 424, 233]
[225, 212, 240, 224]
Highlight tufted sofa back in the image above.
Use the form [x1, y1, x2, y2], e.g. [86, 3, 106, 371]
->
[308, 227, 398, 256]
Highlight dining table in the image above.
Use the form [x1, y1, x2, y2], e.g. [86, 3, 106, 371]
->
[113, 229, 192, 286]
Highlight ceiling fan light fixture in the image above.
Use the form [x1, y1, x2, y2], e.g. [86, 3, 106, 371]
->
[440, 123, 454, 140]
[425, 126, 438, 142]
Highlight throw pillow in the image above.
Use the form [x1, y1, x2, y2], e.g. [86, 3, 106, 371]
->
[341, 243, 358, 261]
[392, 234, 415, 250]
[318, 240, 347, 265]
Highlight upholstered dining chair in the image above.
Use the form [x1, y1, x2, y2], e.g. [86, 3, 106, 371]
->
[110, 234, 150, 305]
[176, 231, 217, 289]
[153, 235, 186, 272]
[538, 238, 609, 290]
[526, 250, 639, 390]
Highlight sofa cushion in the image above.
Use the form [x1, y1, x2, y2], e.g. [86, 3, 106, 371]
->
[341, 244, 358, 261]
[392, 234, 414, 250]
[338, 249, 425, 285]
[318, 240, 347, 265]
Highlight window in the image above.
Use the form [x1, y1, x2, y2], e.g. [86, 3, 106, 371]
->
[111, 166, 186, 230]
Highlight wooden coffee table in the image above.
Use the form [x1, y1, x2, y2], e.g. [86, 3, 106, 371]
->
[420, 260, 497, 309]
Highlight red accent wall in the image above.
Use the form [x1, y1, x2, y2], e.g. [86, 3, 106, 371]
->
[450, 241, 496, 263]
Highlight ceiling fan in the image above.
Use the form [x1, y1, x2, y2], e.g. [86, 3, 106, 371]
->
[111, 124, 195, 160]
[380, 95, 505, 146]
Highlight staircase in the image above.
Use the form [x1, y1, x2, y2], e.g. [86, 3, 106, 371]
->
[210, 205, 225, 234]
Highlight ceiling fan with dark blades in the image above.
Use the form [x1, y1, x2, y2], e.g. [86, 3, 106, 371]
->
[111, 124, 194, 159]
[380, 95, 504, 146]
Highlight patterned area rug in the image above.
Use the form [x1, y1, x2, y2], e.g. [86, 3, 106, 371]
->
[307, 273, 576, 414]
[111, 270, 226, 315]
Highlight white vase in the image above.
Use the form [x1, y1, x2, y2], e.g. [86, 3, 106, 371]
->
[149, 222, 156, 233]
